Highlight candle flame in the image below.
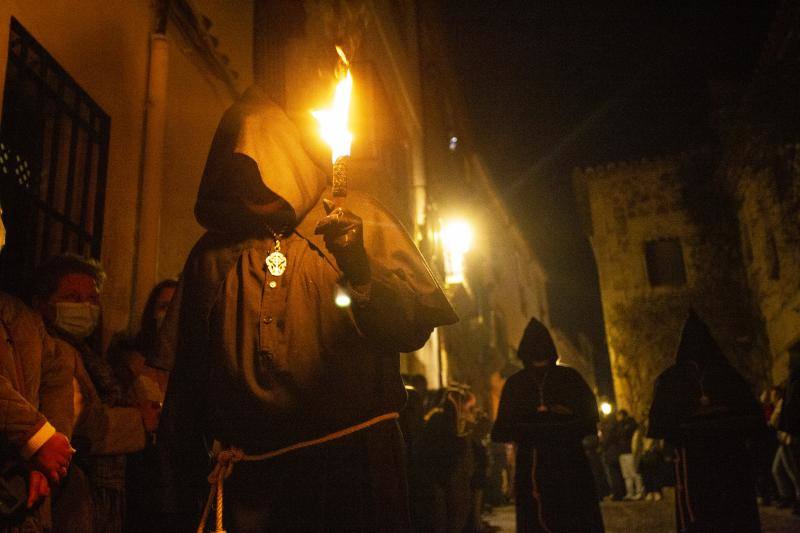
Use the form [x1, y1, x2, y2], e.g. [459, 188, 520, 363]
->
[312, 47, 354, 163]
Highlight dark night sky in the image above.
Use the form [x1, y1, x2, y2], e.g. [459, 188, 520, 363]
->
[440, 0, 778, 389]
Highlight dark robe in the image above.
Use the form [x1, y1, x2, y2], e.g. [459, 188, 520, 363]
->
[156, 87, 457, 532]
[491, 318, 604, 533]
[648, 311, 764, 533]
[417, 397, 474, 533]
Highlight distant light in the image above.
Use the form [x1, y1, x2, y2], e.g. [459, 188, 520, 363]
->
[335, 286, 352, 308]
[600, 401, 613, 416]
[449, 136, 459, 151]
[441, 219, 473, 285]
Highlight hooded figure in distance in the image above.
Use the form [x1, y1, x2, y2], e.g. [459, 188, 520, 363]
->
[648, 310, 764, 533]
[156, 87, 457, 532]
[492, 318, 604, 533]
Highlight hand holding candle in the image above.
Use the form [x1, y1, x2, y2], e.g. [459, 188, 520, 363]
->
[312, 47, 354, 206]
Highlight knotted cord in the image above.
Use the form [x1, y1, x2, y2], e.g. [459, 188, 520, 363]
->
[196, 412, 399, 533]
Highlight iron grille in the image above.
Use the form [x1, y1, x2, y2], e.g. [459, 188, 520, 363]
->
[0, 17, 109, 295]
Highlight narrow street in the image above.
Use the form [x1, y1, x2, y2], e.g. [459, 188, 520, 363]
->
[484, 489, 800, 532]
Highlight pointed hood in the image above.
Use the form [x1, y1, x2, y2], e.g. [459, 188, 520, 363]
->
[675, 309, 727, 366]
[517, 317, 558, 367]
[195, 86, 327, 233]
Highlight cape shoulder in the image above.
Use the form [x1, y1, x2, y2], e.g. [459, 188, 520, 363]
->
[296, 190, 457, 326]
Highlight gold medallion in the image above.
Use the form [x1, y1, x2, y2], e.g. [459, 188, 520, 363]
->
[266, 250, 287, 277]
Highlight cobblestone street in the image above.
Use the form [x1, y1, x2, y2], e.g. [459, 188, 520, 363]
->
[484, 489, 800, 532]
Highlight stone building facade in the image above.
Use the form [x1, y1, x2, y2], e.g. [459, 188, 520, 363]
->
[728, 145, 800, 386]
[574, 2, 800, 416]
[574, 155, 770, 419]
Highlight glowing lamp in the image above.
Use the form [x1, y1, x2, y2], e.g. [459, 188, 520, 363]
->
[600, 401, 613, 416]
[441, 219, 473, 285]
[335, 286, 352, 308]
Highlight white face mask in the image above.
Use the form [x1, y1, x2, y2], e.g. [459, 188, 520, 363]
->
[54, 302, 101, 339]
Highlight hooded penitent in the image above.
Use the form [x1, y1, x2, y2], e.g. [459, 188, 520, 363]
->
[517, 317, 558, 367]
[194, 87, 326, 234]
[647, 310, 763, 533]
[157, 87, 457, 529]
[675, 309, 727, 367]
[492, 318, 604, 532]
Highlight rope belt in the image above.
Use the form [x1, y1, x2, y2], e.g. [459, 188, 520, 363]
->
[530, 448, 554, 533]
[196, 411, 400, 533]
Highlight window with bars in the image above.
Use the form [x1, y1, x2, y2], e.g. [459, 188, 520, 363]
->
[0, 17, 109, 296]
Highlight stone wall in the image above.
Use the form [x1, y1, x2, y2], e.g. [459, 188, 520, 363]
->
[575, 155, 768, 420]
[730, 144, 800, 384]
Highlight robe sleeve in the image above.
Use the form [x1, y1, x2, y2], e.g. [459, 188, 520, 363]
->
[491, 378, 518, 443]
[572, 368, 600, 439]
[346, 193, 458, 352]
[648, 373, 679, 443]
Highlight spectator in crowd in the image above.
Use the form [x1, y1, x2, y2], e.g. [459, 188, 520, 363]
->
[583, 431, 610, 501]
[399, 375, 427, 531]
[615, 409, 644, 500]
[776, 353, 800, 515]
[492, 317, 604, 532]
[0, 212, 74, 532]
[467, 409, 491, 533]
[417, 387, 478, 533]
[137, 278, 178, 394]
[638, 428, 668, 501]
[648, 310, 764, 532]
[598, 408, 625, 500]
[31, 255, 159, 533]
[106, 280, 176, 533]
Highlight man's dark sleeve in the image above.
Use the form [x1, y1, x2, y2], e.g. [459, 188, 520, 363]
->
[491, 380, 517, 443]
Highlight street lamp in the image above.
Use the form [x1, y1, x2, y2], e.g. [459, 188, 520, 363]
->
[600, 401, 613, 416]
[440, 218, 473, 285]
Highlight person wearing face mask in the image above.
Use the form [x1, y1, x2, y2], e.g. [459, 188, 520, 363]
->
[492, 317, 604, 533]
[31, 255, 159, 533]
[0, 209, 75, 532]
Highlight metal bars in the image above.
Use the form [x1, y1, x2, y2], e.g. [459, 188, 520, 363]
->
[0, 17, 109, 293]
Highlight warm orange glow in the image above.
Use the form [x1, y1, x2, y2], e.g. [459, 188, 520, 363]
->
[311, 46, 353, 163]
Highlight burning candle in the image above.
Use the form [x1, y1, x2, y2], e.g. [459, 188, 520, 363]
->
[312, 46, 353, 206]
